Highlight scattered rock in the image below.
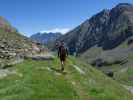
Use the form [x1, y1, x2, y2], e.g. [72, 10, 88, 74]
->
[72, 65, 85, 75]
[0, 69, 23, 79]
[91, 58, 103, 67]
[1, 57, 24, 69]
[105, 71, 114, 78]
[128, 38, 133, 45]
[122, 85, 133, 94]
[128, 76, 133, 82]
[71, 81, 76, 85]
[30, 53, 55, 60]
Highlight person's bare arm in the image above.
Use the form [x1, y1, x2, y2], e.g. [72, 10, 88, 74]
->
[66, 48, 69, 56]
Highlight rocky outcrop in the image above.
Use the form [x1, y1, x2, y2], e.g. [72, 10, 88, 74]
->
[0, 17, 47, 68]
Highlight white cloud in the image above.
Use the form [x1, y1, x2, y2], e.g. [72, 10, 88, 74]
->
[40, 28, 70, 34]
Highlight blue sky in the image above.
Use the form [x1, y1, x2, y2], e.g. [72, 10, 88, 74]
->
[0, 0, 133, 36]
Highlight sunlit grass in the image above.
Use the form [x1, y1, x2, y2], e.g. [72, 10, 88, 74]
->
[0, 57, 132, 100]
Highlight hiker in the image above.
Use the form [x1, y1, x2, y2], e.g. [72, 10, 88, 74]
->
[57, 42, 68, 71]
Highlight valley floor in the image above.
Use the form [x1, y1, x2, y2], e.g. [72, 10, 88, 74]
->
[0, 56, 132, 100]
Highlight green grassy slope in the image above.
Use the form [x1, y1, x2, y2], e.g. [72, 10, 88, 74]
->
[80, 39, 133, 87]
[0, 56, 132, 100]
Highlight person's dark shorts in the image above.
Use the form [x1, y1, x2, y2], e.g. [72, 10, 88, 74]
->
[60, 54, 66, 61]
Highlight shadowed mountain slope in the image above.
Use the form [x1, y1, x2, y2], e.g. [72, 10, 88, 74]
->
[58, 3, 133, 53]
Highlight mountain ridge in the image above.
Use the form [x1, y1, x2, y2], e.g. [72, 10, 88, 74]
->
[58, 3, 133, 53]
[30, 32, 62, 44]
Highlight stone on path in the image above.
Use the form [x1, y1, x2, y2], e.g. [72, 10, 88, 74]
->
[122, 85, 133, 94]
[72, 65, 85, 75]
[29, 53, 55, 60]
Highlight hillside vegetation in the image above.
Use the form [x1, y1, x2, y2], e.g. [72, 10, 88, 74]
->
[0, 56, 132, 100]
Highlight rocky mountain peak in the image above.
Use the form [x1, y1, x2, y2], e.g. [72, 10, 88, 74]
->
[110, 3, 133, 17]
[57, 3, 133, 53]
[116, 3, 133, 8]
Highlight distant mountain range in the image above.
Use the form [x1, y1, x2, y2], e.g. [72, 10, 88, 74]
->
[30, 32, 62, 44]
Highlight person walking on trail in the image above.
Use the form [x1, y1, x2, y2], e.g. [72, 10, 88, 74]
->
[57, 42, 68, 71]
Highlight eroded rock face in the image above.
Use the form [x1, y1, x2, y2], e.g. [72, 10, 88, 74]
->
[58, 3, 133, 53]
[0, 38, 47, 68]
